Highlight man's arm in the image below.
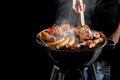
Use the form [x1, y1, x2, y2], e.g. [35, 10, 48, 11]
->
[109, 21, 120, 44]
[108, 2, 120, 44]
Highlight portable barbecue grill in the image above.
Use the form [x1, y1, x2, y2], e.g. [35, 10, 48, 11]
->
[36, 31, 107, 80]
[35, 0, 108, 79]
[36, 31, 107, 70]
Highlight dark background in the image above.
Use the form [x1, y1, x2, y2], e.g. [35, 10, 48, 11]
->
[31, 0, 56, 80]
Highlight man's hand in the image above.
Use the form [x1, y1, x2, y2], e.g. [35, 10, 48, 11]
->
[72, 0, 85, 13]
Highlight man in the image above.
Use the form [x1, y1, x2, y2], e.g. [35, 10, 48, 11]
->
[73, 0, 120, 80]
[52, 0, 120, 79]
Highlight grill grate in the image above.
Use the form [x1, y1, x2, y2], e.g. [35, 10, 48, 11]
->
[36, 35, 106, 53]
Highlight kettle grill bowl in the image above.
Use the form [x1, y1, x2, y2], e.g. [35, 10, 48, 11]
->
[36, 31, 107, 70]
[47, 46, 103, 70]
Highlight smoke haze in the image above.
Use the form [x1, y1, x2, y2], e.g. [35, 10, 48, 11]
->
[54, 0, 94, 27]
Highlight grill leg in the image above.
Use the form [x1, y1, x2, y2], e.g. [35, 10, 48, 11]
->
[58, 72, 65, 80]
[90, 64, 97, 80]
[50, 65, 60, 80]
[79, 69, 84, 80]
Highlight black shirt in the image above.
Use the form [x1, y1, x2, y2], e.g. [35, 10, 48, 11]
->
[90, 0, 120, 37]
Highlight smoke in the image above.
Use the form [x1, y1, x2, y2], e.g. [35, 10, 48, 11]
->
[83, 0, 96, 28]
[54, 0, 95, 27]
[54, 0, 80, 27]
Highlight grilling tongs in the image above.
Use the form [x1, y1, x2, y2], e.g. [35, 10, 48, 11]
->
[76, 0, 94, 40]
[79, 0, 85, 26]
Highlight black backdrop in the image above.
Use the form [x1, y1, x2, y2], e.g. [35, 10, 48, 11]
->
[31, 0, 56, 80]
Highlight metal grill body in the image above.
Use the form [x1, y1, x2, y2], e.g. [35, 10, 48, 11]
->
[36, 31, 107, 80]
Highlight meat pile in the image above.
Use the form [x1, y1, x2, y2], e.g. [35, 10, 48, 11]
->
[39, 24, 104, 50]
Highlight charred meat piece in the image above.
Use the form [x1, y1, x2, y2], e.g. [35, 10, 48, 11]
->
[66, 36, 75, 48]
[39, 30, 56, 42]
[46, 37, 65, 47]
[56, 37, 70, 49]
[76, 25, 93, 40]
